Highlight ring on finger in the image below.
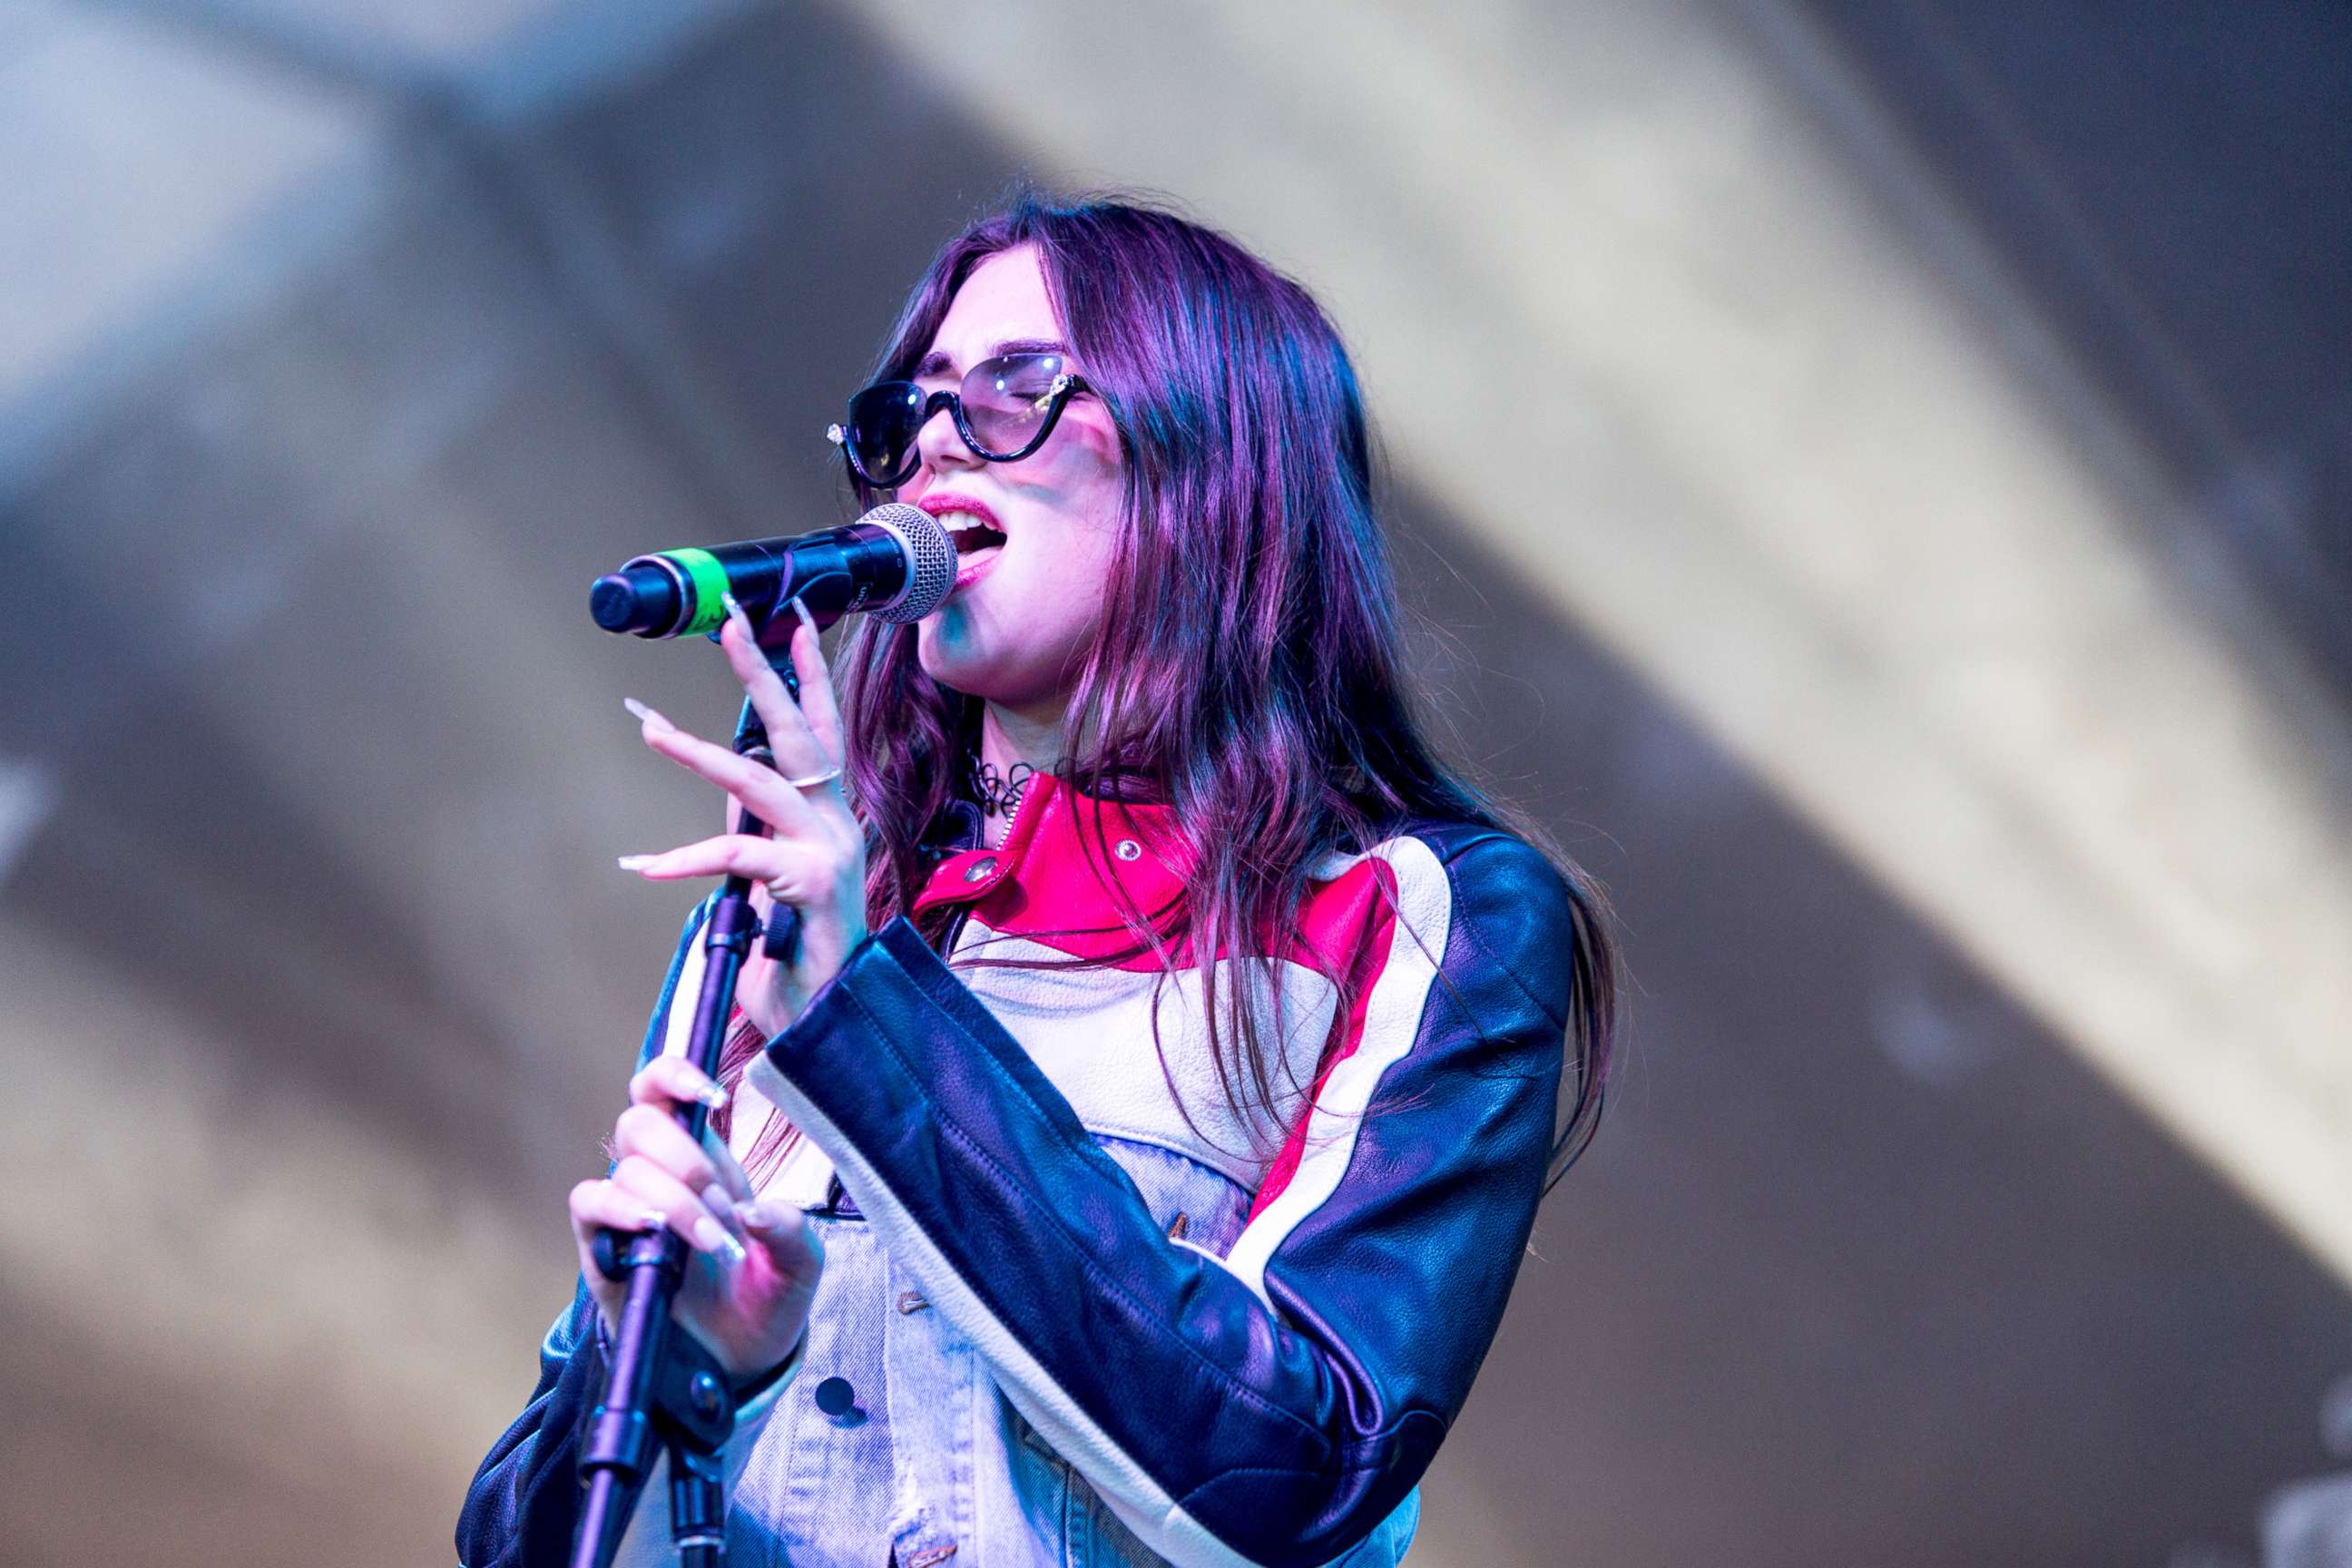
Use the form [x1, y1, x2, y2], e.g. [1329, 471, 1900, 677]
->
[780, 765, 841, 789]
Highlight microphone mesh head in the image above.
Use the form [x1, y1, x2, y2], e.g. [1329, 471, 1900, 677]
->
[862, 502, 956, 622]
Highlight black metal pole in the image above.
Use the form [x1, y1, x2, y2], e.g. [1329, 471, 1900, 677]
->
[570, 877, 757, 1568]
[569, 604, 815, 1567]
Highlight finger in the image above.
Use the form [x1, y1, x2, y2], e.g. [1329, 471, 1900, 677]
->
[617, 835, 828, 893]
[619, 1063, 759, 1208]
[568, 1177, 669, 1248]
[608, 1095, 758, 1211]
[612, 1154, 746, 1266]
[717, 599, 811, 760]
[630, 1054, 730, 1114]
[612, 1101, 726, 1198]
[700, 1122, 759, 1209]
[718, 607, 834, 789]
[786, 606, 846, 767]
[635, 706, 819, 835]
[738, 1196, 824, 1275]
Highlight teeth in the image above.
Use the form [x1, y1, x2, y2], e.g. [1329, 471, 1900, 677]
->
[936, 510, 1005, 559]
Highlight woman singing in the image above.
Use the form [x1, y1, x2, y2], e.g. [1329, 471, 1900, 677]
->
[459, 194, 1617, 1568]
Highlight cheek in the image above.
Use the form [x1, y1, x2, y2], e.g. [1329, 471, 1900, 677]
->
[912, 450, 1124, 697]
[1059, 455, 1126, 591]
[1008, 448, 1121, 602]
[1004, 519, 1116, 662]
[1060, 509, 1122, 612]
[916, 521, 1112, 693]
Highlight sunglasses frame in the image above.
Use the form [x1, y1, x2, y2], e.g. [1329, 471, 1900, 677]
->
[828, 353, 1094, 489]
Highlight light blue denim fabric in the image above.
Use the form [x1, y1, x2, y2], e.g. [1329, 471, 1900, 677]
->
[694, 1133, 1420, 1567]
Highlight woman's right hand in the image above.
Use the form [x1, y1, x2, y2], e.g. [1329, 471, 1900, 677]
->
[567, 1055, 823, 1387]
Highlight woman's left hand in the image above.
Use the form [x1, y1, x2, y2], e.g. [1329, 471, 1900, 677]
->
[619, 598, 868, 1037]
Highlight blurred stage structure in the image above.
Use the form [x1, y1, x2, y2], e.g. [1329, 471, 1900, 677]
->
[3, 2, 2349, 1564]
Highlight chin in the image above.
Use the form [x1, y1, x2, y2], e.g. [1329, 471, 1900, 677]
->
[915, 615, 976, 686]
[916, 626, 1010, 706]
[916, 628, 1074, 714]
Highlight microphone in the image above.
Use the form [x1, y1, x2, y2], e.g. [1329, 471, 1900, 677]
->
[589, 503, 956, 638]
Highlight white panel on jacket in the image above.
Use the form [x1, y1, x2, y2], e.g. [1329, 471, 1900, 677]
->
[950, 921, 1342, 1191]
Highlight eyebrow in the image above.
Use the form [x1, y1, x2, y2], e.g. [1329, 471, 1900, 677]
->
[915, 337, 1072, 377]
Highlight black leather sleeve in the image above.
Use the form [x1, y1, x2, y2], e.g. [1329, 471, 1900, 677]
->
[749, 828, 1573, 1568]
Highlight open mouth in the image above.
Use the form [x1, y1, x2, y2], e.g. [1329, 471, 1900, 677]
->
[939, 513, 1008, 559]
[916, 495, 1008, 589]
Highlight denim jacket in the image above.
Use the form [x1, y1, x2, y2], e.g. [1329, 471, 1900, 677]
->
[459, 776, 1579, 1567]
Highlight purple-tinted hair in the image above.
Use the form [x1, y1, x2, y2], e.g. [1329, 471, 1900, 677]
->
[726, 191, 1614, 1188]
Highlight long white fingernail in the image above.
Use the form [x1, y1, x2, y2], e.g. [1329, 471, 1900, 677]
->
[636, 1207, 668, 1230]
[623, 697, 671, 730]
[702, 1184, 738, 1225]
[789, 595, 815, 631]
[693, 1216, 747, 1266]
[738, 1200, 779, 1230]
[670, 1060, 728, 1106]
[617, 854, 655, 871]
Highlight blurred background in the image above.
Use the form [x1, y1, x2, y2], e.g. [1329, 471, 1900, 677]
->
[4, 1, 2349, 1563]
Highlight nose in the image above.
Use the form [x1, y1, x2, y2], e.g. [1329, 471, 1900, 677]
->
[912, 395, 981, 485]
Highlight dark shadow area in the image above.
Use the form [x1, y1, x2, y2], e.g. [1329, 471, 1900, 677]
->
[1778, 0, 2352, 719]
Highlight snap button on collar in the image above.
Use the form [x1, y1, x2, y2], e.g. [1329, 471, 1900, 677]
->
[964, 857, 997, 884]
[1114, 838, 1142, 861]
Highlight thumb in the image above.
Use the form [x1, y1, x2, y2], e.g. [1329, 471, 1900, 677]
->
[740, 1198, 824, 1280]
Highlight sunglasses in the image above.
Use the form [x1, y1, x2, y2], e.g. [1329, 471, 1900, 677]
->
[828, 351, 1093, 489]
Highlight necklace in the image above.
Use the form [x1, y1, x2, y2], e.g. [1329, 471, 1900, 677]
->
[970, 757, 1035, 820]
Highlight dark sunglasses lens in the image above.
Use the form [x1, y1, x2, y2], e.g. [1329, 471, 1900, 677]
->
[847, 382, 926, 482]
[960, 354, 1067, 457]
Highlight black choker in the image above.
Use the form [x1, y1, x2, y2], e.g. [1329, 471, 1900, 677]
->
[971, 758, 1036, 818]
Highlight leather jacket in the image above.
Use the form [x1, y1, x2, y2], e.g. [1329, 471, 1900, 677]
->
[459, 773, 1580, 1567]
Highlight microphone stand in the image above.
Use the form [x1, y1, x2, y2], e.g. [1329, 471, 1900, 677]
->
[570, 606, 813, 1568]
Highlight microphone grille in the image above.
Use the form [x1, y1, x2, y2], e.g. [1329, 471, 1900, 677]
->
[861, 502, 956, 622]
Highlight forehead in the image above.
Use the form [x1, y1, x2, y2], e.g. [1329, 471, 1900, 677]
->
[924, 247, 1063, 372]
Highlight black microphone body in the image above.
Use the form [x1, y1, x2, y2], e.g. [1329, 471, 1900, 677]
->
[590, 503, 955, 638]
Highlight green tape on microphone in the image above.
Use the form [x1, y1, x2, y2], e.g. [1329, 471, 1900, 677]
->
[662, 547, 731, 635]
